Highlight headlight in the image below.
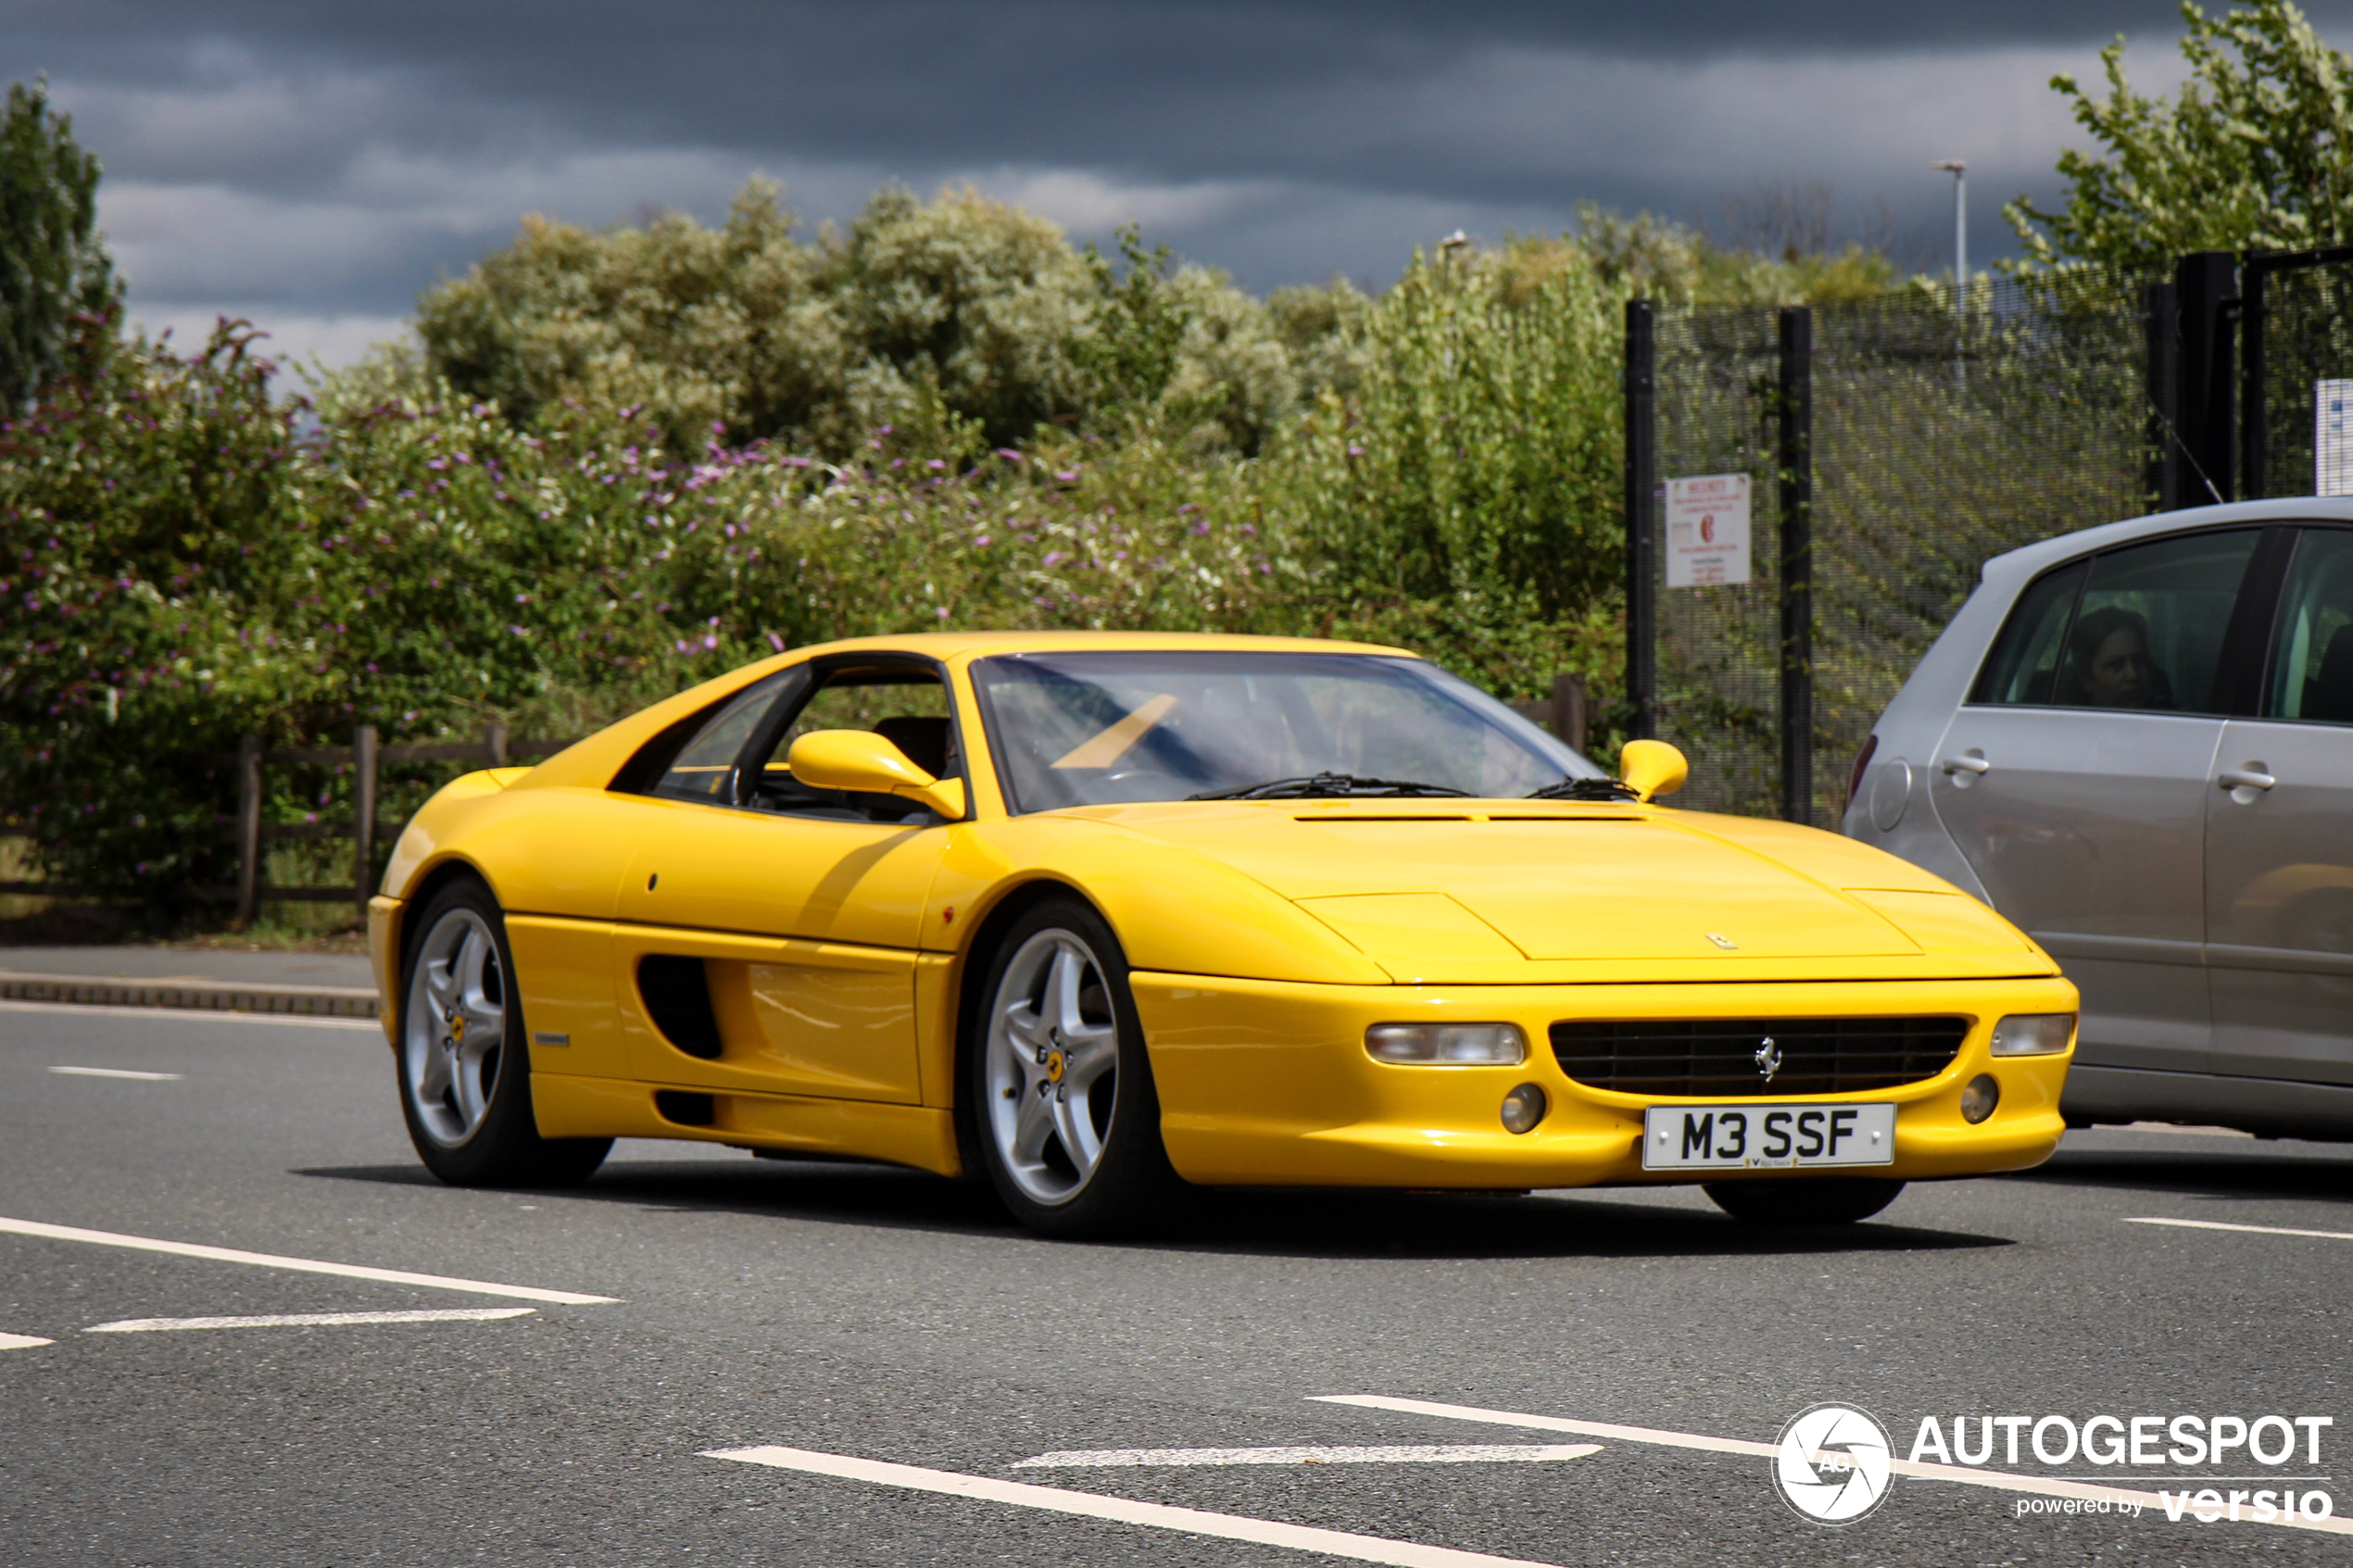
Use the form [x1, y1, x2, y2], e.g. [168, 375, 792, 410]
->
[1989, 1013, 2074, 1057]
[1365, 1022, 1528, 1065]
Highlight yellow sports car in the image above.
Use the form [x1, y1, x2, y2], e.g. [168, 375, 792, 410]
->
[369, 632, 2077, 1235]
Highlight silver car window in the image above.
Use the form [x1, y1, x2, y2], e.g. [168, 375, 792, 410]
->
[2264, 528, 2353, 722]
[2053, 530, 2258, 713]
[1969, 560, 2086, 706]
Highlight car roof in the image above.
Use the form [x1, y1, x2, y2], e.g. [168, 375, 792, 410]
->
[782, 630, 1418, 660]
[1982, 495, 2353, 587]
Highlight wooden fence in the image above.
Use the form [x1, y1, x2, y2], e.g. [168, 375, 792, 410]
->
[0, 723, 577, 924]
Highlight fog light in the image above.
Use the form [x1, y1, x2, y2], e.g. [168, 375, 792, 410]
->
[1990, 1013, 2074, 1056]
[1365, 1022, 1528, 1065]
[1500, 1082, 1547, 1134]
[1960, 1073, 2000, 1123]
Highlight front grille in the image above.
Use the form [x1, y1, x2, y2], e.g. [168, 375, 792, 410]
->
[1550, 1016, 1968, 1098]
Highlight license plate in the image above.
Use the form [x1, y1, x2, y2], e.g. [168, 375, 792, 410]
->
[1641, 1103, 1895, 1171]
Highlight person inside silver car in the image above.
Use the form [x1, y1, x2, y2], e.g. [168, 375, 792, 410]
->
[2057, 606, 2174, 709]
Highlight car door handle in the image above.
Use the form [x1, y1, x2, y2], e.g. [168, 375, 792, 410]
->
[1941, 754, 1991, 776]
[2217, 767, 2276, 792]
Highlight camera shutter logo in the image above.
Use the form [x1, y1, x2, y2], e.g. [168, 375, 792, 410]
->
[1772, 1404, 1894, 1524]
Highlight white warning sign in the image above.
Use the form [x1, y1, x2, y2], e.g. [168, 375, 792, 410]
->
[1666, 473, 1752, 589]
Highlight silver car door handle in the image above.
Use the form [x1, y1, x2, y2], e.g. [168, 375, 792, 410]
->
[2217, 768, 2276, 791]
[1941, 755, 1991, 776]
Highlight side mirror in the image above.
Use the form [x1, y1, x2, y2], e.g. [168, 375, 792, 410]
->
[784, 730, 967, 821]
[1618, 739, 1688, 803]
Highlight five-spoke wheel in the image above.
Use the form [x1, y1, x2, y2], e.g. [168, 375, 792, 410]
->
[395, 877, 610, 1187]
[403, 906, 508, 1148]
[984, 929, 1122, 1205]
[970, 896, 1180, 1236]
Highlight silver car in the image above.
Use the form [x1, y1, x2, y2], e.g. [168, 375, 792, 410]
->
[1844, 497, 2353, 1139]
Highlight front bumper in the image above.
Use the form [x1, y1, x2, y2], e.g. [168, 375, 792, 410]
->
[1132, 972, 2076, 1188]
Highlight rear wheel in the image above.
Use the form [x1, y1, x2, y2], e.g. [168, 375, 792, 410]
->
[396, 877, 610, 1187]
[1704, 1177, 1906, 1226]
[971, 896, 1182, 1237]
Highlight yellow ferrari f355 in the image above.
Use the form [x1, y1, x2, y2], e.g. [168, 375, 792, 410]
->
[369, 633, 2077, 1235]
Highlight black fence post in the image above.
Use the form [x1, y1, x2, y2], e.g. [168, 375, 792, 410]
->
[1777, 307, 1814, 826]
[2143, 281, 2181, 511]
[1623, 298, 1656, 743]
[2240, 253, 2268, 501]
[2174, 250, 2238, 506]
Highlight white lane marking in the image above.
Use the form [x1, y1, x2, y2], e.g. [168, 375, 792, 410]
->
[2108, 1123, 2252, 1137]
[1314, 1397, 2353, 1537]
[88, 1307, 535, 1333]
[0, 1216, 619, 1306]
[2126, 1216, 2353, 1243]
[706, 1445, 1566, 1568]
[0, 1332, 54, 1350]
[48, 1065, 184, 1081]
[1014, 1445, 1600, 1469]
[0, 999, 380, 1031]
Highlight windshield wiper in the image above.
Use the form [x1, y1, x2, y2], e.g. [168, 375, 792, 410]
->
[1187, 771, 1473, 801]
[1525, 776, 1643, 802]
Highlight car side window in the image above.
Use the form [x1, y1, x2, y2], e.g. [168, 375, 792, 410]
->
[1970, 561, 2085, 706]
[2263, 528, 2353, 722]
[747, 667, 956, 822]
[1971, 530, 2259, 713]
[644, 673, 791, 805]
[2055, 530, 2258, 713]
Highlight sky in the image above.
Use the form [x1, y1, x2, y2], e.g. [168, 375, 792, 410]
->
[7, 1, 2346, 371]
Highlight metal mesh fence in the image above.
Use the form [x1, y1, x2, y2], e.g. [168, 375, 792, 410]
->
[1651, 308, 1783, 817]
[2249, 257, 2353, 499]
[1651, 272, 2152, 824]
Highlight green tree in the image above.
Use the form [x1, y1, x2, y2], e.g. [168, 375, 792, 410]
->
[2006, 0, 2353, 275]
[0, 77, 119, 408]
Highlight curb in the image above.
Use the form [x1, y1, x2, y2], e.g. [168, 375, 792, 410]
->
[0, 972, 381, 1021]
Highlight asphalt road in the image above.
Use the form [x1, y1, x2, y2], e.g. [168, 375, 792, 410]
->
[3, 999, 2349, 1566]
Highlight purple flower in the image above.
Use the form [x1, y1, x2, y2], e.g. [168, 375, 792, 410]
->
[1055, 470, 1078, 483]
[996, 448, 1024, 461]
[1042, 551, 1068, 568]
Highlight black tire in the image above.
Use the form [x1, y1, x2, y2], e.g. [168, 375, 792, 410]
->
[967, 894, 1184, 1237]
[396, 876, 610, 1187]
[1704, 1176, 1906, 1226]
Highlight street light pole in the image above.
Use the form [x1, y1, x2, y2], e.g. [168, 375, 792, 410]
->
[1931, 160, 1967, 298]
[1931, 159, 1968, 385]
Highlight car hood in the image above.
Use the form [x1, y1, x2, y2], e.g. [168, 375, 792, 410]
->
[1057, 799, 2045, 984]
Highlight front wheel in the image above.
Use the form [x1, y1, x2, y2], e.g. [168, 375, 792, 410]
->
[1704, 1177, 1906, 1226]
[396, 877, 610, 1187]
[970, 896, 1182, 1237]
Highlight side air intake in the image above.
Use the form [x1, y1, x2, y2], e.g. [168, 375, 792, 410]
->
[636, 955, 723, 1060]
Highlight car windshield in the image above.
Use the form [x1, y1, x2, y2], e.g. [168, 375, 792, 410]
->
[969, 650, 1602, 811]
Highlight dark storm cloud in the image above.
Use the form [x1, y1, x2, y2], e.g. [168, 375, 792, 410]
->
[0, 2, 2288, 191]
[3, 1, 2322, 356]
